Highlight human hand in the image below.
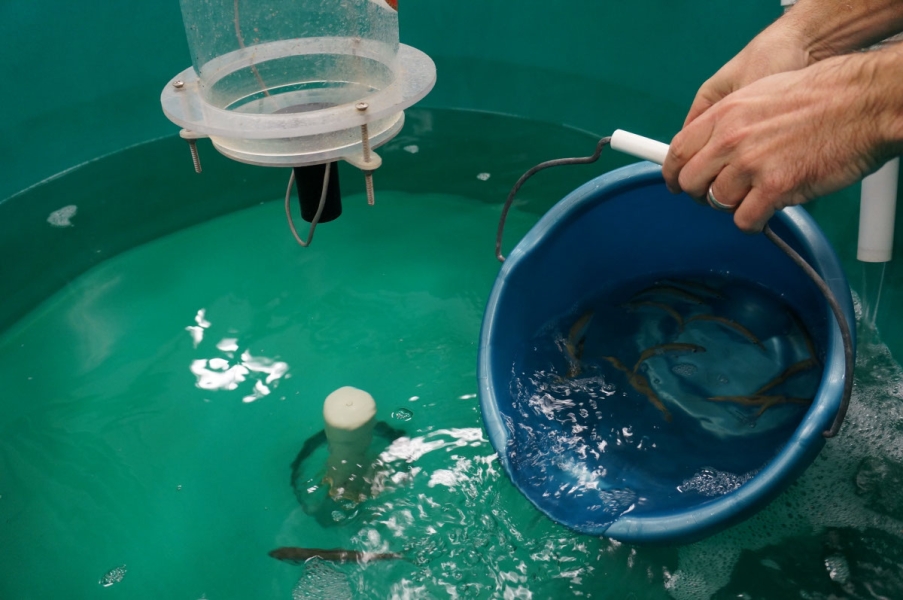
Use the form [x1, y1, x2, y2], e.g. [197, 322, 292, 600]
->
[662, 51, 897, 233]
[683, 26, 812, 128]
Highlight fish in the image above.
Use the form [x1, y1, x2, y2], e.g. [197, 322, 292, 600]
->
[633, 343, 706, 373]
[685, 314, 763, 348]
[602, 355, 672, 421]
[629, 371, 673, 421]
[661, 279, 726, 299]
[601, 355, 630, 374]
[707, 394, 811, 416]
[624, 300, 684, 330]
[386, 0, 398, 9]
[563, 311, 594, 377]
[632, 285, 706, 305]
[755, 358, 819, 395]
[268, 547, 403, 564]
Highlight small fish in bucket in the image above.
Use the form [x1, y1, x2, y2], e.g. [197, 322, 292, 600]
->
[479, 133, 855, 544]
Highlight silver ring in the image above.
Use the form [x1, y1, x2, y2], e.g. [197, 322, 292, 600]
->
[707, 185, 736, 213]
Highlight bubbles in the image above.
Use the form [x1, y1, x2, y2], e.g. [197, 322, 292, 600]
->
[671, 363, 697, 377]
[507, 274, 819, 528]
[667, 305, 903, 599]
[99, 565, 127, 588]
[677, 467, 756, 497]
[824, 553, 849, 584]
[47, 205, 77, 227]
[392, 408, 413, 421]
[291, 559, 352, 600]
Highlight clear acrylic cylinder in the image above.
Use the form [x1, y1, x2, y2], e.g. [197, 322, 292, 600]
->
[180, 0, 399, 114]
[160, 0, 435, 167]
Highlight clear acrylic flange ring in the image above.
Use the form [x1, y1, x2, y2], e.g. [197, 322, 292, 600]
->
[160, 38, 436, 168]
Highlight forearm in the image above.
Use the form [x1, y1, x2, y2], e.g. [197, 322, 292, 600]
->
[779, 0, 903, 61]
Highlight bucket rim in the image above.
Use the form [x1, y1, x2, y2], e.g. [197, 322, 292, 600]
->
[478, 161, 855, 544]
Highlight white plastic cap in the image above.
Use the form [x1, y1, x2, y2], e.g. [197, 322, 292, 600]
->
[323, 387, 377, 443]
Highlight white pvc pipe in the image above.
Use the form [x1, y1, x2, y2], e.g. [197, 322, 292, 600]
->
[611, 129, 669, 165]
[784, 0, 898, 262]
[858, 158, 899, 263]
[322, 386, 377, 500]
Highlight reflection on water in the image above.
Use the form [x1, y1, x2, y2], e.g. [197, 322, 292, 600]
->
[186, 308, 290, 402]
[1, 110, 903, 599]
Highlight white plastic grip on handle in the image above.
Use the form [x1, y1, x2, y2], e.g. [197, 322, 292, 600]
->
[610, 130, 669, 165]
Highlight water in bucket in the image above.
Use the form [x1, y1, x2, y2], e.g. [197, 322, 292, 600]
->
[509, 272, 823, 527]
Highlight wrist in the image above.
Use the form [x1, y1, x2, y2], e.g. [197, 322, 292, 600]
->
[772, 4, 820, 64]
[755, 11, 816, 67]
[872, 46, 903, 158]
[777, 0, 903, 64]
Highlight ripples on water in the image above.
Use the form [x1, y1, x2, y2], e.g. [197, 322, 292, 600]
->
[283, 425, 676, 599]
[2, 111, 903, 599]
[505, 274, 822, 527]
[282, 302, 903, 599]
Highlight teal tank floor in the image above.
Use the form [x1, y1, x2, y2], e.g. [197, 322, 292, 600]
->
[0, 110, 902, 598]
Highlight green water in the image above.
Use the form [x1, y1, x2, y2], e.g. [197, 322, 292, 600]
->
[1, 111, 903, 599]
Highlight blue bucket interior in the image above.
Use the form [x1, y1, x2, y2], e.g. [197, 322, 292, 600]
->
[479, 162, 856, 544]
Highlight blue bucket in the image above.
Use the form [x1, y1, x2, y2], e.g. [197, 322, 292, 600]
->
[479, 162, 855, 544]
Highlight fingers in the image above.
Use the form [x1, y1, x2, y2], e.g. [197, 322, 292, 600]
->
[684, 72, 736, 128]
[732, 187, 777, 233]
[707, 165, 752, 212]
[662, 117, 715, 195]
[683, 95, 715, 129]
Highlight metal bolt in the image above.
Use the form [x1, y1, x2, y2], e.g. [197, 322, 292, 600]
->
[173, 80, 185, 89]
[187, 140, 202, 173]
[355, 102, 369, 112]
[360, 123, 374, 205]
[360, 124, 371, 163]
[364, 173, 375, 206]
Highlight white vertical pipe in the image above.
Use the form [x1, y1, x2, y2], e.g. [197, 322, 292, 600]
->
[322, 386, 377, 500]
[858, 158, 899, 262]
[783, 0, 899, 262]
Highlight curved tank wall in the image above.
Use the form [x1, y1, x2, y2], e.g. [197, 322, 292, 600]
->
[2, 1, 777, 200]
[4, 1, 898, 352]
[3, 3, 903, 597]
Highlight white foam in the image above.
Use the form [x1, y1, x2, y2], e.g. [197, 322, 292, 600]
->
[677, 467, 755, 497]
[668, 293, 903, 599]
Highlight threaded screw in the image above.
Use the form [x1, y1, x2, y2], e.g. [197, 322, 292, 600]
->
[187, 139, 202, 173]
[358, 110, 375, 205]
